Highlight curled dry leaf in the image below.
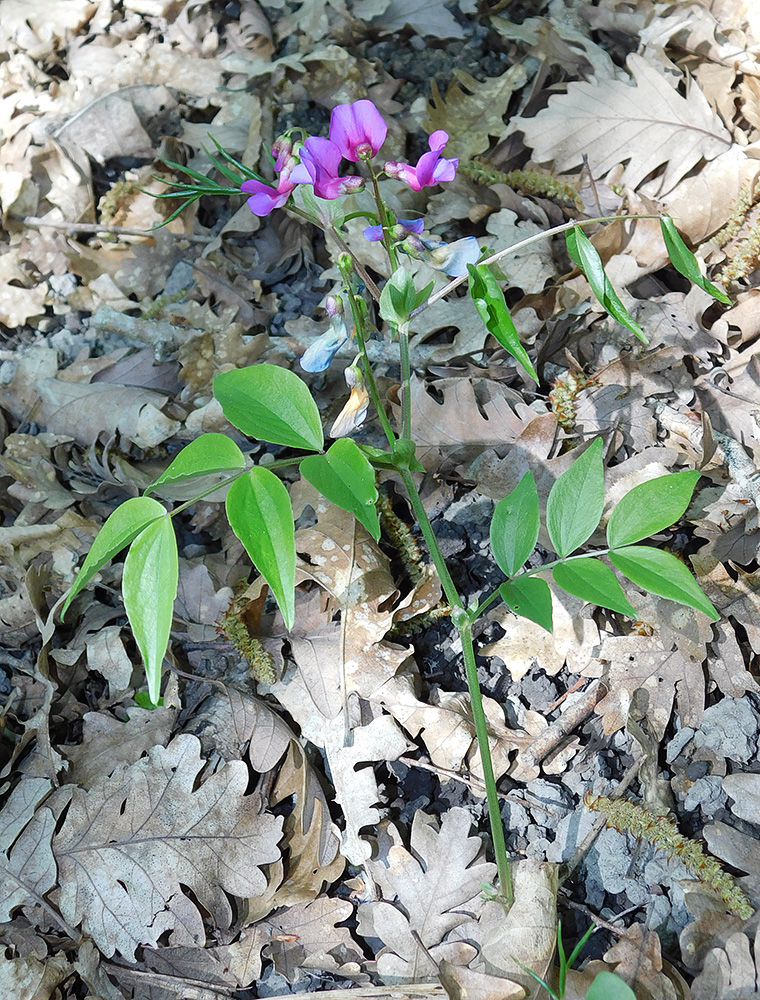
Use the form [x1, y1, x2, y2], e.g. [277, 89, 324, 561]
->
[477, 859, 558, 992]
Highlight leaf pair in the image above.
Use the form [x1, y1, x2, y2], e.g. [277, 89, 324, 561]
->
[60, 498, 177, 706]
[467, 215, 728, 381]
[63, 364, 383, 705]
[214, 366, 380, 633]
[490, 439, 718, 630]
[565, 216, 729, 342]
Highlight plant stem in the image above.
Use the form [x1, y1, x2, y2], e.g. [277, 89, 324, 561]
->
[369, 166, 399, 270]
[399, 469, 512, 904]
[398, 323, 412, 441]
[337, 256, 396, 448]
[355, 171, 512, 902]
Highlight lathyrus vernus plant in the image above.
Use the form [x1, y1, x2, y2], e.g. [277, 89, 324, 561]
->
[59, 98, 728, 905]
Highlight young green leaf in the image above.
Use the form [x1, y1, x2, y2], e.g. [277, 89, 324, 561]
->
[490, 472, 539, 577]
[499, 577, 553, 632]
[214, 364, 323, 452]
[553, 558, 637, 618]
[61, 496, 166, 620]
[546, 438, 605, 557]
[226, 468, 296, 630]
[565, 227, 648, 343]
[660, 216, 730, 304]
[467, 264, 538, 383]
[609, 545, 719, 620]
[300, 438, 380, 540]
[122, 515, 178, 706]
[606, 470, 700, 548]
[586, 971, 637, 1000]
[379, 268, 418, 326]
[146, 434, 246, 497]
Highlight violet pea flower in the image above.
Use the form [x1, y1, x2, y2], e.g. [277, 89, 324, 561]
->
[330, 365, 370, 438]
[363, 217, 425, 242]
[384, 130, 458, 191]
[241, 174, 296, 217]
[296, 137, 365, 200]
[300, 313, 350, 373]
[400, 234, 481, 277]
[329, 99, 388, 161]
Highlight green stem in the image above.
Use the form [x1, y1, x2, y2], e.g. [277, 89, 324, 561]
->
[471, 548, 616, 619]
[337, 256, 397, 448]
[460, 617, 513, 905]
[399, 470, 512, 904]
[398, 322, 412, 441]
[368, 166, 399, 271]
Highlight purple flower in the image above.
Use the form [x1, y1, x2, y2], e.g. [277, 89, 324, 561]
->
[363, 217, 424, 242]
[241, 174, 296, 217]
[329, 99, 388, 161]
[384, 130, 458, 191]
[296, 137, 365, 200]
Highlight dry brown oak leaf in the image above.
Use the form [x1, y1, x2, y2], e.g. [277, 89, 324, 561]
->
[52, 734, 283, 959]
[357, 808, 495, 983]
[509, 53, 731, 195]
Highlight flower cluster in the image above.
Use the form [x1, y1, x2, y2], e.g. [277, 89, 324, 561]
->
[242, 99, 459, 217]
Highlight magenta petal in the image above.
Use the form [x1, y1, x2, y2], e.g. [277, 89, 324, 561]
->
[302, 136, 343, 175]
[412, 147, 443, 187]
[330, 99, 387, 161]
[240, 178, 290, 216]
[427, 130, 449, 152]
[430, 156, 458, 184]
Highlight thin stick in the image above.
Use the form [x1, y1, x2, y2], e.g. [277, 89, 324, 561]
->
[22, 216, 213, 243]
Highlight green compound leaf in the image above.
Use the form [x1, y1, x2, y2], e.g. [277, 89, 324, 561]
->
[146, 434, 246, 497]
[553, 558, 637, 618]
[499, 577, 553, 632]
[61, 496, 166, 620]
[609, 545, 719, 620]
[490, 471, 539, 577]
[467, 263, 538, 383]
[565, 226, 648, 344]
[300, 438, 380, 541]
[606, 470, 701, 548]
[660, 216, 731, 304]
[586, 971, 637, 1000]
[226, 468, 296, 630]
[122, 515, 178, 707]
[214, 364, 323, 452]
[546, 438, 604, 557]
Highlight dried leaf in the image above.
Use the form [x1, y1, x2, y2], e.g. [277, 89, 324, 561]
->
[0, 779, 57, 923]
[54, 734, 283, 958]
[511, 54, 732, 194]
[424, 66, 527, 161]
[357, 809, 495, 983]
[63, 706, 175, 788]
[589, 634, 704, 739]
[478, 859, 558, 990]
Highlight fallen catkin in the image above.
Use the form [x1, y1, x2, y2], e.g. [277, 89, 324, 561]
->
[584, 792, 754, 920]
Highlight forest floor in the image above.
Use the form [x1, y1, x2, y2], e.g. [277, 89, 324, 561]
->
[1, 1, 760, 998]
